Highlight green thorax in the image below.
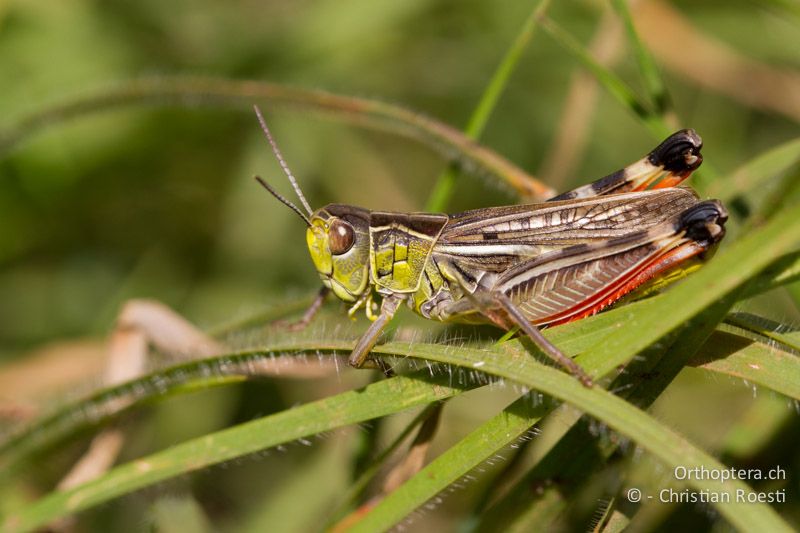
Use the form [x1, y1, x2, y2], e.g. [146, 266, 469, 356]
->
[368, 212, 448, 294]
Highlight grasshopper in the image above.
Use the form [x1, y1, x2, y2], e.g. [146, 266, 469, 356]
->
[15, 111, 728, 498]
[255, 107, 727, 386]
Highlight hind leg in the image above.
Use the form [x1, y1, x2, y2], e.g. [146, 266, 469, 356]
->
[431, 284, 593, 387]
[549, 129, 703, 201]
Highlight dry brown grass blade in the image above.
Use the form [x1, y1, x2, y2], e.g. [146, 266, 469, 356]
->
[3, 299, 342, 493]
[380, 403, 443, 495]
[634, 0, 800, 122]
[0, 77, 554, 201]
[57, 430, 125, 490]
[0, 340, 106, 405]
[332, 403, 443, 532]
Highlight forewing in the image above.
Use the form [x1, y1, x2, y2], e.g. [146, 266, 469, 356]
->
[491, 197, 727, 325]
[434, 188, 698, 274]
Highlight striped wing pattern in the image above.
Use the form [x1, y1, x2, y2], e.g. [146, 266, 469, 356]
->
[507, 243, 661, 324]
[433, 188, 696, 271]
[430, 187, 700, 323]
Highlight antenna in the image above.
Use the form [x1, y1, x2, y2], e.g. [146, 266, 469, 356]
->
[254, 176, 311, 227]
[253, 105, 314, 217]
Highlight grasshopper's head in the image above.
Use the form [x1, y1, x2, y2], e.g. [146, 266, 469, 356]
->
[306, 205, 371, 302]
[251, 105, 371, 303]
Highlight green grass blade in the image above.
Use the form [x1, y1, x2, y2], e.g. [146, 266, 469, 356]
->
[0, 77, 553, 200]
[611, 0, 671, 115]
[693, 331, 800, 397]
[708, 136, 800, 202]
[349, 343, 792, 532]
[324, 404, 440, 526]
[460, 0, 550, 142]
[724, 312, 800, 352]
[538, 15, 667, 138]
[536, 11, 723, 191]
[746, 165, 800, 229]
[4, 317, 796, 531]
[508, 319, 800, 529]
[475, 299, 757, 531]
[744, 251, 800, 296]
[364, 296, 790, 532]
[6, 287, 797, 482]
[2, 371, 471, 532]
[0, 372, 248, 481]
[425, 0, 553, 211]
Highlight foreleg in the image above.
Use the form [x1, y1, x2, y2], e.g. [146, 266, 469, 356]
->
[349, 295, 404, 373]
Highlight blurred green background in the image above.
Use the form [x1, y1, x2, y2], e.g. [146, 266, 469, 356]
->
[1, 0, 799, 352]
[1, 0, 799, 531]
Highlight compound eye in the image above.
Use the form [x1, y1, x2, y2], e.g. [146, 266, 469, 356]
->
[329, 219, 355, 255]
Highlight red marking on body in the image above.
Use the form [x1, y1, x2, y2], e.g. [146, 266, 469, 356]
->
[631, 171, 691, 192]
[542, 241, 706, 327]
[631, 176, 660, 191]
[652, 175, 687, 189]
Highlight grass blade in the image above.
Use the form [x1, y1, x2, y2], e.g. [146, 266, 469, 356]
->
[348, 343, 792, 532]
[744, 251, 800, 296]
[2, 370, 471, 532]
[724, 312, 800, 352]
[693, 331, 800, 397]
[4, 315, 796, 531]
[611, 0, 671, 115]
[425, 0, 553, 211]
[537, 11, 724, 190]
[708, 136, 800, 202]
[0, 77, 553, 200]
[538, 15, 667, 138]
[474, 299, 761, 531]
[6, 290, 798, 481]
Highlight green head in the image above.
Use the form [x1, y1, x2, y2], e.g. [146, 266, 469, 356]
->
[252, 106, 371, 303]
[306, 204, 371, 302]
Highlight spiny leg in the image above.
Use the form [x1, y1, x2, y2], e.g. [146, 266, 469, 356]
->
[549, 129, 703, 201]
[349, 294, 404, 374]
[271, 287, 330, 332]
